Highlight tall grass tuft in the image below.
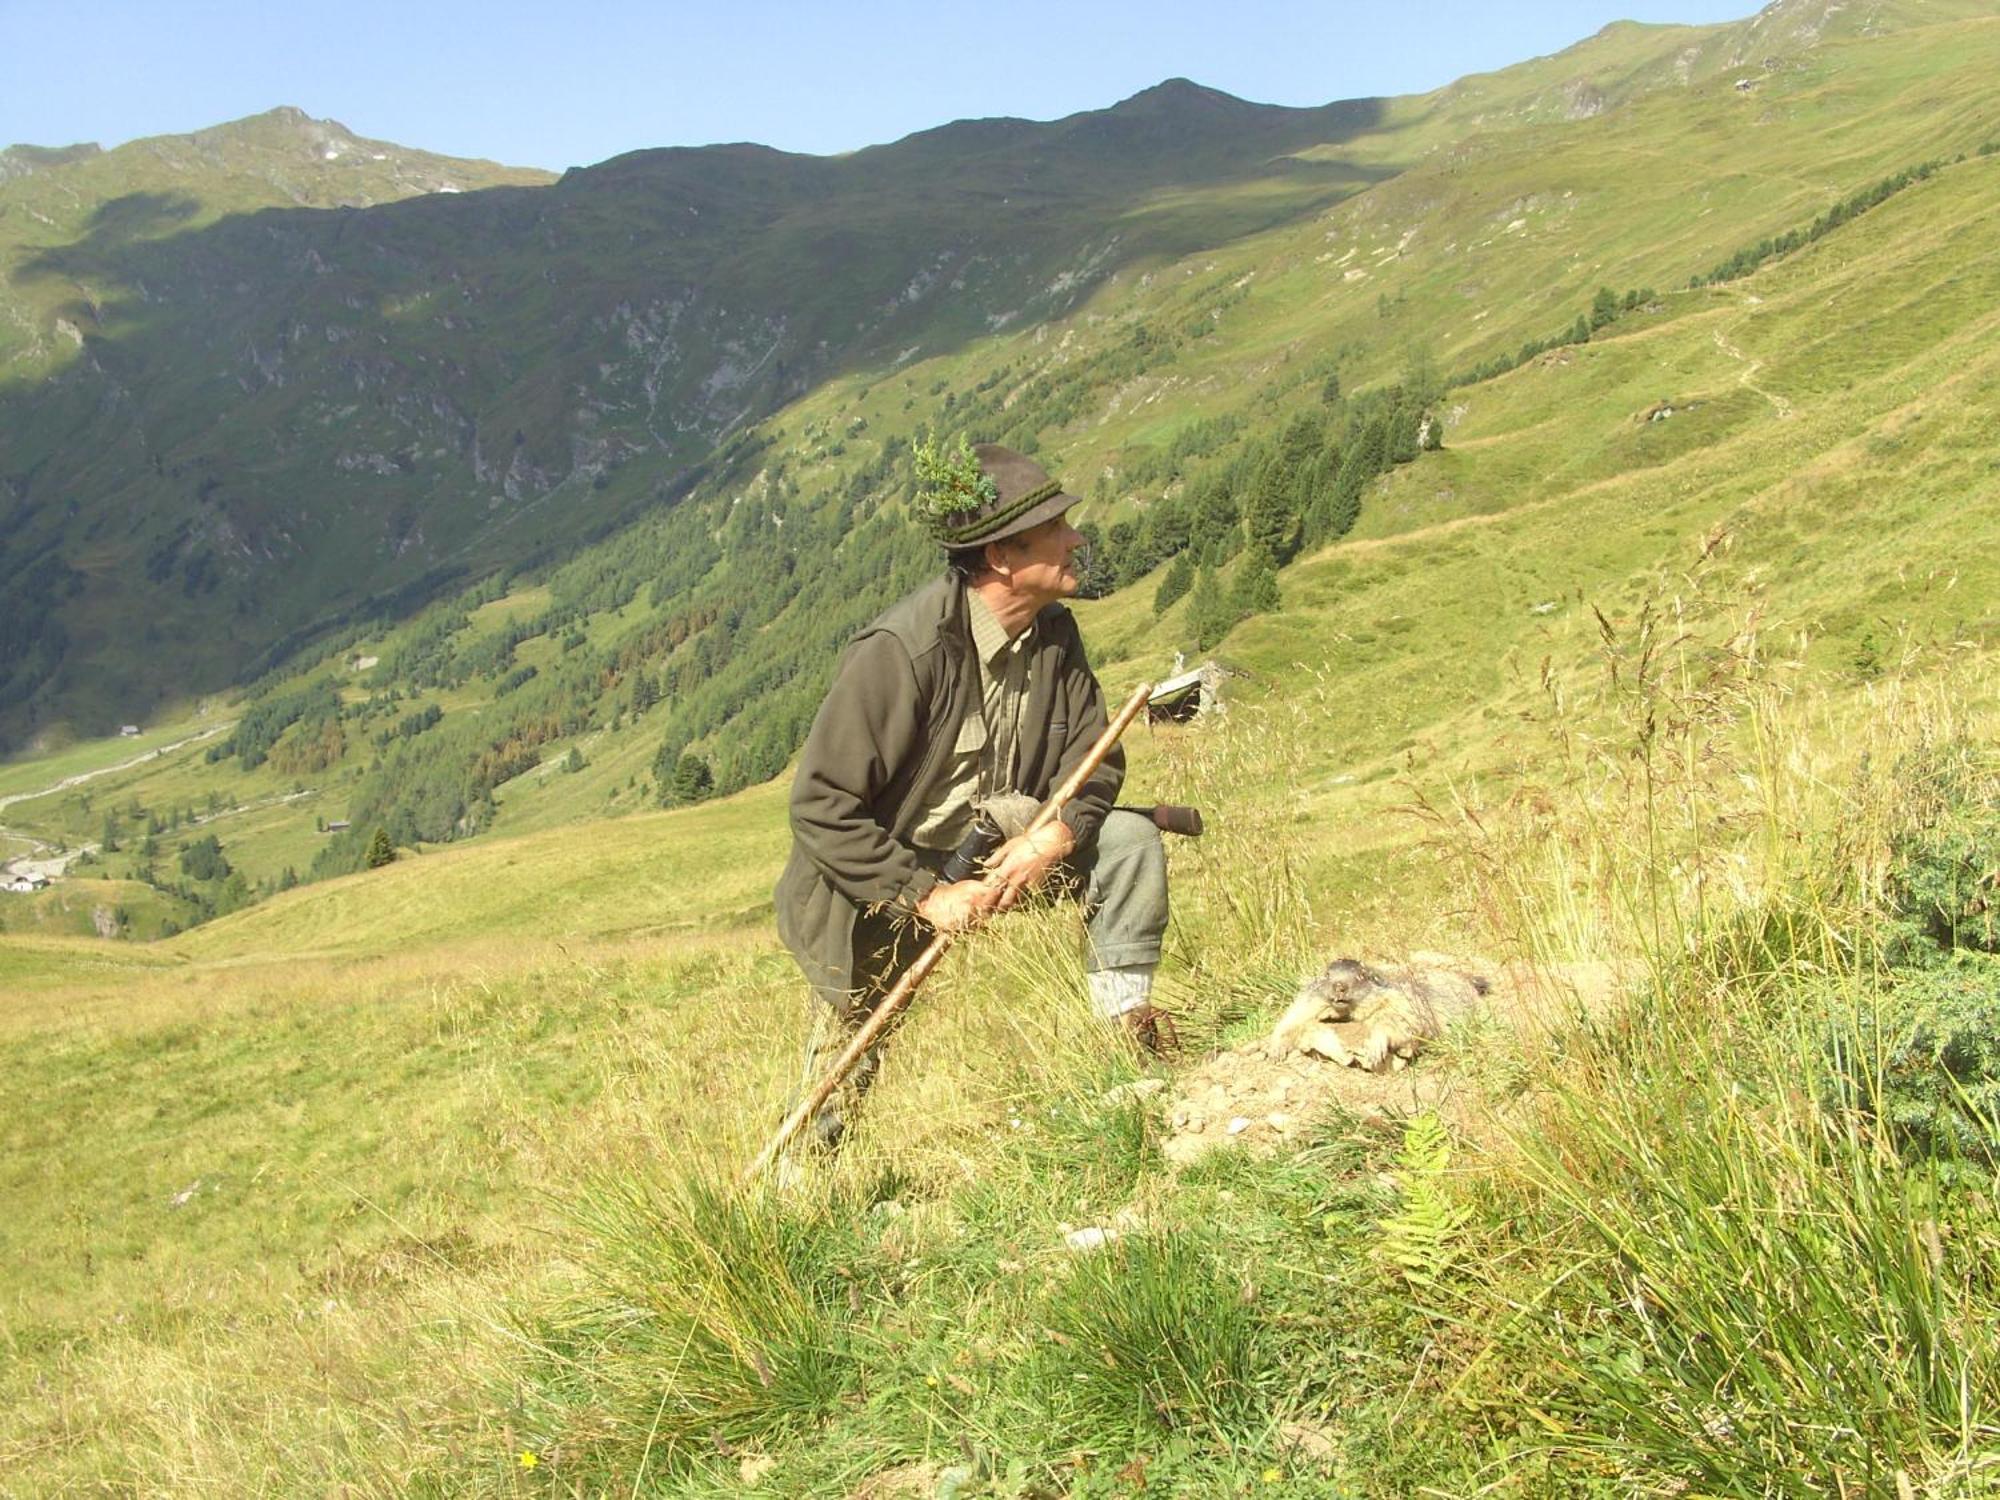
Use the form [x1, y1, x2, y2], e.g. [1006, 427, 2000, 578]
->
[1417, 561, 2000, 1489]
[524, 1167, 862, 1479]
[1035, 1231, 1271, 1445]
[1509, 999, 2000, 1491]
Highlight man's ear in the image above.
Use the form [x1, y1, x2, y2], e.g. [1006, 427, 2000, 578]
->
[982, 538, 1011, 580]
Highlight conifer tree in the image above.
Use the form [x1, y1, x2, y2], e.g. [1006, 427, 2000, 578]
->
[1243, 457, 1301, 566]
[366, 827, 396, 868]
[1185, 567, 1236, 651]
[1191, 479, 1241, 564]
[1153, 551, 1195, 616]
[1144, 495, 1191, 560]
[667, 754, 715, 806]
[1232, 545, 1281, 617]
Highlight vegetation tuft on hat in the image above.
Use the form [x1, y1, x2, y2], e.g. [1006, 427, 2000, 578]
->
[912, 436, 999, 539]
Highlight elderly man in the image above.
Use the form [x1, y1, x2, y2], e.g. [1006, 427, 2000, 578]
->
[774, 440, 1170, 1151]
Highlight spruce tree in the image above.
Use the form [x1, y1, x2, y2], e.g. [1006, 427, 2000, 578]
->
[667, 754, 715, 806]
[1243, 457, 1300, 566]
[1232, 546, 1281, 617]
[366, 827, 396, 868]
[1153, 551, 1195, 615]
[1185, 567, 1236, 651]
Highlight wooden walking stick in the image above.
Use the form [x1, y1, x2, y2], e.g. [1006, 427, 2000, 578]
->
[745, 681, 1153, 1182]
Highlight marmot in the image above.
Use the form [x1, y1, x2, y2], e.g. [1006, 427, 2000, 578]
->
[1265, 956, 1489, 1072]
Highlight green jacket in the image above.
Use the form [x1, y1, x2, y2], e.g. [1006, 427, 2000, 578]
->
[774, 575, 1123, 1005]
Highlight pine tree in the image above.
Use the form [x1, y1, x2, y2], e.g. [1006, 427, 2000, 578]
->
[1153, 551, 1196, 616]
[1143, 495, 1192, 560]
[1232, 546, 1281, 618]
[1185, 567, 1237, 651]
[666, 754, 715, 806]
[1590, 285, 1621, 330]
[1243, 457, 1301, 566]
[1191, 478, 1241, 562]
[366, 826, 396, 868]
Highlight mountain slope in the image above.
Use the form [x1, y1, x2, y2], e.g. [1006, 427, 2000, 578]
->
[17, 0, 1964, 747]
[0, 91, 1397, 748]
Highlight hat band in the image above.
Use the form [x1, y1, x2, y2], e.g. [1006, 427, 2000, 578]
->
[937, 477, 1063, 545]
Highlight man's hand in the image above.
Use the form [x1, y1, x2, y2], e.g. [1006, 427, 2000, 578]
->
[917, 878, 1004, 933]
[986, 820, 1076, 910]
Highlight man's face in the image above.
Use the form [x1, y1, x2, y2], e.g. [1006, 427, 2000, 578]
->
[993, 511, 1085, 606]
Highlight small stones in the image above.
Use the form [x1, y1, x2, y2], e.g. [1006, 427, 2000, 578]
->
[1100, 1077, 1167, 1108]
[1063, 1226, 1117, 1253]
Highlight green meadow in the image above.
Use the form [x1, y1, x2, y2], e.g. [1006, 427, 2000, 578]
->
[6, 5, 2000, 1493]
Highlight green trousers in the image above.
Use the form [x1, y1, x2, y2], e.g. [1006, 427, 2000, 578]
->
[796, 809, 1169, 1152]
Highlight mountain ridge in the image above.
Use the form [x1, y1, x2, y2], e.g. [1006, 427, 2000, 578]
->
[2, 0, 1996, 757]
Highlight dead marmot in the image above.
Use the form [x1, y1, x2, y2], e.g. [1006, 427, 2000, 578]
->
[1265, 956, 1489, 1072]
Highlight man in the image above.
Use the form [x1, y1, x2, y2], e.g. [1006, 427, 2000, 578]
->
[774, 440, 1170, 1151]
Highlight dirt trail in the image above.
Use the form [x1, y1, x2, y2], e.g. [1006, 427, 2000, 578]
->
[0, 725, 234, 881]
[1711, 321, 1796, 420]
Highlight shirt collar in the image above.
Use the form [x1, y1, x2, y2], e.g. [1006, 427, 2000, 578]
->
[967, 588, 1032, 668]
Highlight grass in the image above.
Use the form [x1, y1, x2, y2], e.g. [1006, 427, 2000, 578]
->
[4, 10, 2000, 1495]
[4, 614, 1998, 1495]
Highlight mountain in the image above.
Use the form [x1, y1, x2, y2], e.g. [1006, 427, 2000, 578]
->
[0, 91, 1389, 748]
[8, 5, 2000, 1490]
[0, 0, 1995, 790]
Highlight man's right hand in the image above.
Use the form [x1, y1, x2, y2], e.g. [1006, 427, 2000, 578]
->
[917, 878, 1003, 933]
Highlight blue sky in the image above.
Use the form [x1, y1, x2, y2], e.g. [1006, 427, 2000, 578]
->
[2, 1, 1766, 171]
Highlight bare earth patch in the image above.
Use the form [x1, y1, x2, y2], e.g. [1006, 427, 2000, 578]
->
[1162, 955, 1634, 1165]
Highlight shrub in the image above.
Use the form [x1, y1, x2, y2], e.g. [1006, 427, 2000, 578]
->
[1828, 957, 2000, 1165]
[1885, 746, 1999, 959]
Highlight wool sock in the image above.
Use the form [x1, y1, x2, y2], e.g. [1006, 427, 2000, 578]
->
[1086, 962, 1155, 1020]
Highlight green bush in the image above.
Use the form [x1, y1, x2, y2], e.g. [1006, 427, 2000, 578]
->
[1829, 957, 2000, 1164]
[1886, 754, 1999, 959]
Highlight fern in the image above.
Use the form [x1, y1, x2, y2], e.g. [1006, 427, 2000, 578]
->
[1378, 1111, 1470, 1287]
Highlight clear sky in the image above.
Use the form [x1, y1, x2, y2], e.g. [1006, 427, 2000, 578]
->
[2, 0, 1767, 172]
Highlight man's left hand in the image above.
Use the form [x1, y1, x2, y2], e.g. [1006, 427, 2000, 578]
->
[986, 820, 1075, 909]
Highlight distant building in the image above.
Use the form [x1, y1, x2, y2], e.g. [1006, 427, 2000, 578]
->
[325, 820, 351, 833]
[119, 725, 140, 737]
[5, 873, 50, 893]
[1148, 660, 1225, 723]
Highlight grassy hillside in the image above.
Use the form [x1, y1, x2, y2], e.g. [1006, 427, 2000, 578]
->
[8, 0, 1996, 753]
[8, 0, 1994, 925]
[6, 2, 2000, 1492]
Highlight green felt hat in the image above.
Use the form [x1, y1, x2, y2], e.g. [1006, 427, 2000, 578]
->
[913, 438, 1076, 548]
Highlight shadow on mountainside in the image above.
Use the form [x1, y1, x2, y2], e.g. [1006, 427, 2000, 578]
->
[0, 87, 1392, 746]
